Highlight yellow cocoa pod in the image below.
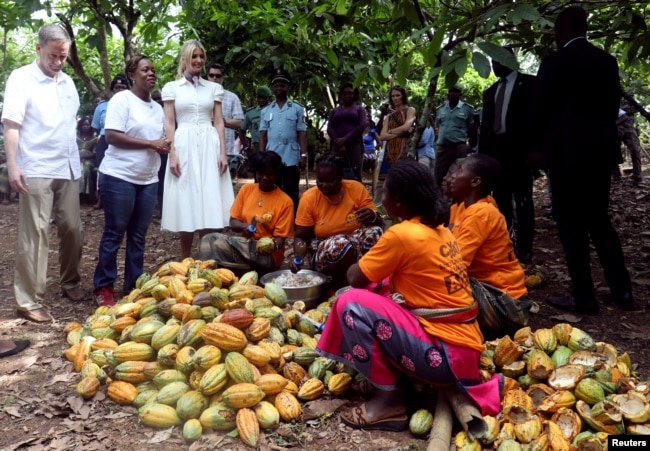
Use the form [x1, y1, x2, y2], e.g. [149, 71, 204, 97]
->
[107, 380, 138, 405]
[274, 390, 301, 422]
[166, 276, 187, 298]
[254, 400, 280, 430]
[236, 408, 260, 448]
[221, 383, 265, 409]
[215, 268, 238, 286]
[73, 336, 96, 372]
[187, 278, 211, 294]
[76, 376, 101, 399]
[139, 403, 182, 428]
[297, 377, 325, 401]
[243, 344, 272, 367]
[201, 322, 248, 351]
[255, 373, 288, 396]
[327, 372, 352, 396]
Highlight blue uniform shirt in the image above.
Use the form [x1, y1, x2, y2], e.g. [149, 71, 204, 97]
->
[260, 99, 306, 166]
[91, 100, 109, 136]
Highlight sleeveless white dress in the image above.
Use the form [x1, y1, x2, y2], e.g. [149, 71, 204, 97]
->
[160, 78, 235, 232]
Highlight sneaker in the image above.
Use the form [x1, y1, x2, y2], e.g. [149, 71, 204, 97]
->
[95, 286, 115, 307]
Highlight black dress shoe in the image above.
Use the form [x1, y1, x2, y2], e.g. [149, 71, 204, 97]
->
[546, 295, 600, 315]
[518, 252, 532, 264]
[604, 291, 635, 311]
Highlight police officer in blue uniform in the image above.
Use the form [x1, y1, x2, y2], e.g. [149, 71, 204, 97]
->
[259, 69, 307, 209]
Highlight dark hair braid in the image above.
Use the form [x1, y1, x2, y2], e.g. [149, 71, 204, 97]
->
[385, 159, 448, 227]
[248, 150, 283, 175]
[315, 153, 345, 179]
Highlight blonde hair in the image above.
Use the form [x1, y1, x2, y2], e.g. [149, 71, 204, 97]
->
[175, 39, 206, 80]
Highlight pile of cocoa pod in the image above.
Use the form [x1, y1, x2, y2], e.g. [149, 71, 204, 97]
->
[64, 258, 353, 447]
[453, 324, 649, 450]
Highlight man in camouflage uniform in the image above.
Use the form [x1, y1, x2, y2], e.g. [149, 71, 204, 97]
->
[238, 85, 272, 152]
[616, 97, 643, 184]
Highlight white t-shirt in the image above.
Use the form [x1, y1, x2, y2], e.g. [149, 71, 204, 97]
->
[100, 90, 164, 184]
[2, 61, 80, 179]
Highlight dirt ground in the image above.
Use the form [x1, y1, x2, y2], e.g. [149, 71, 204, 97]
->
[0, 170, 649, 450]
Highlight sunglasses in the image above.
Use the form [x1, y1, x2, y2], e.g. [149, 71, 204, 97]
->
[208, 73, 224, 79]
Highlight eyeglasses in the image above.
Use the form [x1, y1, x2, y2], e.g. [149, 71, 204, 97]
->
[208, 73, 224, 79]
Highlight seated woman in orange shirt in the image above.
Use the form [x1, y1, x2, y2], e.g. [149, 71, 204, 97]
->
[448, 154, 531, 337]
[316, 159, 501, 432]
[199, 151, 294, 275]
[290, 154, 383, 287]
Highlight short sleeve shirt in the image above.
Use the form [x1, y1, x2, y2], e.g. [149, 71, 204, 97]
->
[91, 101, 109, 136]
[241, 106, 264, 144]
[230, 183, 295, 267]
[435, 101, 474, 145]
[2, 61, 80, 179]
[359, 217, 484, 352]
[295, 180, 374, 238]
[260, 99, 306, 166]
[100, 90, 164, 184]
[221, 89, 245, 155]
[451, 198, 528, 299]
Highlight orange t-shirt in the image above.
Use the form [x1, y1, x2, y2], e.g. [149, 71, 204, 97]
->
[296, 180, 375, 239]
[230, 183, 295, 267]
[448, 202, 465, 231]
[451, 198, 527, 299]
[359, 217, 484, 352]
[449, 196, 496, 231]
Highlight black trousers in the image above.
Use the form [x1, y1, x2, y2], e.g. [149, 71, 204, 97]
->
[550, 163, 631, 304]
[434, 142, 469, 188]
[278, 165, 300, 212]
[486, 136, 535, 257]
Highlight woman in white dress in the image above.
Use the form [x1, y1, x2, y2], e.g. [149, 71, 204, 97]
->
[161, 39, 234, 258]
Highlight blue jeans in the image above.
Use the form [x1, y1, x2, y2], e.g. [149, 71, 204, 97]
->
[94, 174, 157, 293]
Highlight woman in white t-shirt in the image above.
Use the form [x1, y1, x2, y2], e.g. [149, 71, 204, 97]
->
[93, 55, 170, 307]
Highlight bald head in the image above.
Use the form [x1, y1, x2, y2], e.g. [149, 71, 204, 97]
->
[555, 5, 588, 47]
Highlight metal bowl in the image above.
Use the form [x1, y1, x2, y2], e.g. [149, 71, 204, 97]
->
[259, 269, 330, 309]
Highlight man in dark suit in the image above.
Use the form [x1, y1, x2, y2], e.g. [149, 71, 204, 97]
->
[531, 5, 634, 314]
[479, 47, 536, 263]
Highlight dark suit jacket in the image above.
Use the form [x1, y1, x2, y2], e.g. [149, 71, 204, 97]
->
[531, 38, 621, 169]
[479, 72, 536, 167]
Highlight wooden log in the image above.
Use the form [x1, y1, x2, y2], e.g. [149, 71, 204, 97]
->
[426, 390, 453, 451]
[446, 388, 488, 441]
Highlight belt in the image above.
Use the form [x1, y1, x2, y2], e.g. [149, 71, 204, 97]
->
[392, 292, 479, 324]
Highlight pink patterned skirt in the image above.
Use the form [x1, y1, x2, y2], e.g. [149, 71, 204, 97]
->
[316, 288, 502, 416]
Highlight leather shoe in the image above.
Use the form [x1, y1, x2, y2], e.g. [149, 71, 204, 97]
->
[17, 308, 54, 323]
[517, 252, 532, 264]
[62, 285, 85, 302]
[604, 291, 635, 311]
[546, 295, 600, 315]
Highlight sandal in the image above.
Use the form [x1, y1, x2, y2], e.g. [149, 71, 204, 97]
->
[340, 403, 408, 432]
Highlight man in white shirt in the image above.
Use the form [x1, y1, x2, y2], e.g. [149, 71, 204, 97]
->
[2, 24, 83, 323]
[207, 63, 244, 176]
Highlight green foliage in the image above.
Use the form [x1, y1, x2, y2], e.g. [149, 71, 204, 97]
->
[2, 0, 650, 121]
